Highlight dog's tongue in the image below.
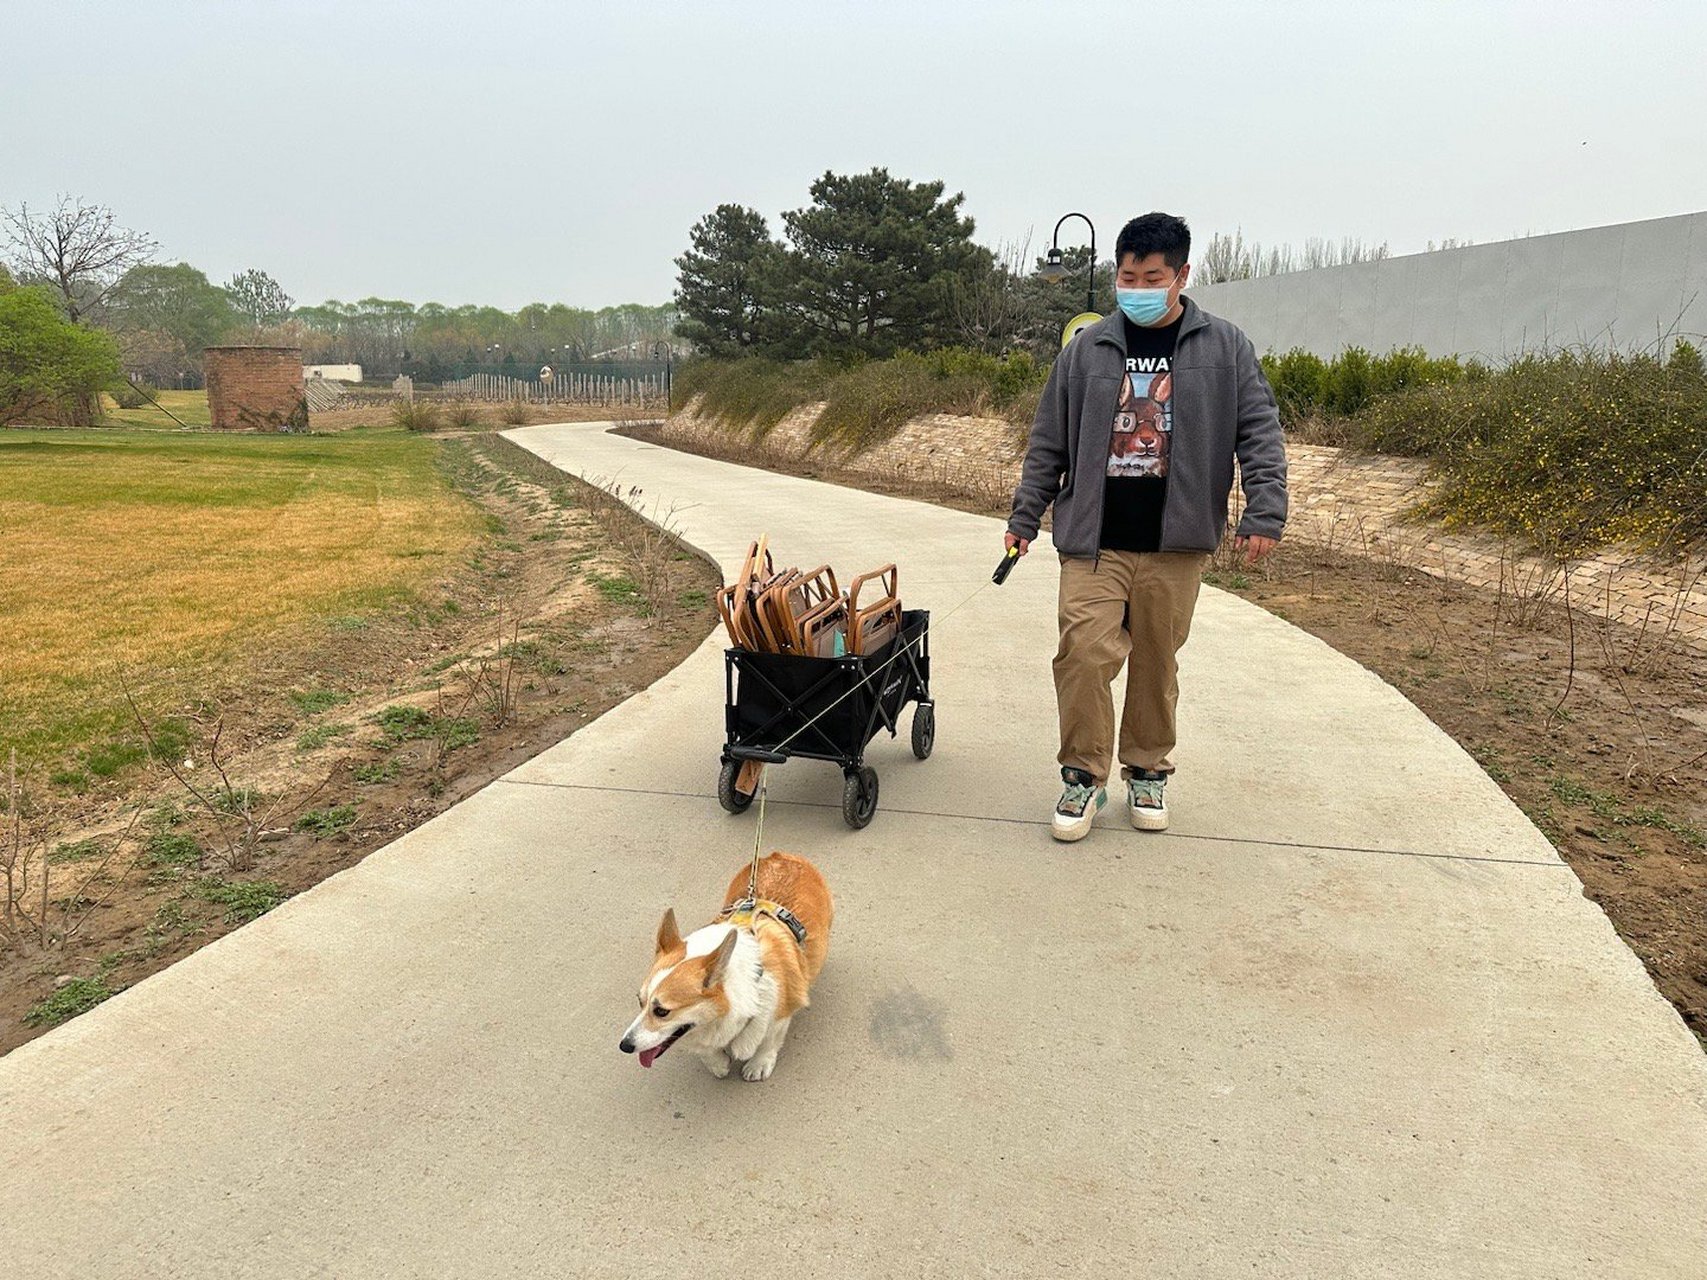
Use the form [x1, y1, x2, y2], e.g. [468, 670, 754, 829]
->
[638, 1045, 662, 1069]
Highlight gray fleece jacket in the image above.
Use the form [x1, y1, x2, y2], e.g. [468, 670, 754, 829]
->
[1008, 295, 1288, 559]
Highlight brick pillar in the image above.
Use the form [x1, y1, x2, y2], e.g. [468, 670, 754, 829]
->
[203, 347, 309, 432]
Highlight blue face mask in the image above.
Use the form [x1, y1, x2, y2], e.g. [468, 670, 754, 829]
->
[1116, 286, 1173, 326]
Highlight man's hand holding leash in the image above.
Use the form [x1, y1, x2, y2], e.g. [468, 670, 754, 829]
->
[994, 532, 1030, 585]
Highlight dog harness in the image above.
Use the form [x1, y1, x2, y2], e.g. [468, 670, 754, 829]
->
[719, 897, 808, 947]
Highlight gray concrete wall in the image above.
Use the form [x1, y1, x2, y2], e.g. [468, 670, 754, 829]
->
[1189, 211, 1707, 361]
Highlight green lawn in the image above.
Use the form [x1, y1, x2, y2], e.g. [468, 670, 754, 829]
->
[98, 388, 213, 429]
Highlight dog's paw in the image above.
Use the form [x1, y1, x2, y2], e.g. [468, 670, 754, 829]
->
[741, 1055, 777, 1082]
[701, 1050, 732, 1079]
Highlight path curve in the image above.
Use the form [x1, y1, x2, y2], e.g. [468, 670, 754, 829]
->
[0, 421, 1702, 1278]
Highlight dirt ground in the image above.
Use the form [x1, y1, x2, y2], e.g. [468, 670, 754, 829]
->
[617, 422, 1707, 1049]
[1, 429, 718, 1054]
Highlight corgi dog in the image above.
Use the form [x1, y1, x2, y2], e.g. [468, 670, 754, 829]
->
[619, 851, 832, 1082]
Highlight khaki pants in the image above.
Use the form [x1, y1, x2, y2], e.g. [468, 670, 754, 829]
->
[1054, 551, 1210, 785]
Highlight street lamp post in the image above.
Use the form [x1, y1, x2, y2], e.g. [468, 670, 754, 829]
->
[1039, 211, 1098, 314]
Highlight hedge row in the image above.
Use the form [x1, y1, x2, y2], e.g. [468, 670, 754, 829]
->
[677, 338, 1707, 556]
[1351, 343, 1707, 554]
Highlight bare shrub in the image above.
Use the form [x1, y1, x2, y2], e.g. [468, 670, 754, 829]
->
[1590, 562, 1705, 680]
[124, 685, 328, 873]
[1493, 543, 1564, 630]
[443, 606, 524, 730]
[876, 455, 1015, 515]
[581, 474, 690, 617]
[4, 749, 149, 949]
[391, 399, 444, 433]
[445, 399, 483, 429]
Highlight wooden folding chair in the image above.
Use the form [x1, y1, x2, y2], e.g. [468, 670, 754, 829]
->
[778, 565, 839, 650]
[794, 564, 840, 621]
[847, 564, 901, 656]
[795, 594, 849, 657]
[751, 568, 804, 653]
[719, 536, 779, 649]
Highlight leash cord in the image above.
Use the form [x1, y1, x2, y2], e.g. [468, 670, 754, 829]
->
[746, 773, 767, 899]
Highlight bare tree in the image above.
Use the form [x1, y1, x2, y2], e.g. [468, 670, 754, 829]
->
[2, 195, 157, 325]
[1198, 229, 1255, 284]
[948, 236, 1036, 352]
[1198, 230, 1394, 282]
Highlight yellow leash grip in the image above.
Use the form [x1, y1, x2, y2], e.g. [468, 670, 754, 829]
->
[992, 544, 1021, 585]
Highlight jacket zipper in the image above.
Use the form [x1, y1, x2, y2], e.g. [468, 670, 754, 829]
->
[1092, 330, 1116, 573]
[1088, 302, 1207, 569]
[1156, 324, 1193, 554]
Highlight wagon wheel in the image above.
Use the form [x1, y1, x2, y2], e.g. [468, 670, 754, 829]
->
[911, 702, 935, 760]
[718, 759, 755, 814]
[842, 766, 879, 829]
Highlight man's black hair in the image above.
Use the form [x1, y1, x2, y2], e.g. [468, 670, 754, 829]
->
[1114, 213, 1191, 271]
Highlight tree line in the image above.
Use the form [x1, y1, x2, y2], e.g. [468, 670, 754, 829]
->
[290, 298, 676, 383]
[1, 194, 676, 424]
[1193, 230, 1396, 284]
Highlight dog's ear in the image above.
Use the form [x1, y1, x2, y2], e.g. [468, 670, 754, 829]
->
[702, 929, 739, 989]
[656, 908, 682, 955]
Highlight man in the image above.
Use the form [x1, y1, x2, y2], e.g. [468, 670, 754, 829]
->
[1006, 212, 1287, 842]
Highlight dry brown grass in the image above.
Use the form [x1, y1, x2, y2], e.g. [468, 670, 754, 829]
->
[0, 427, 481, 767]
[0, 429, 724, 1052]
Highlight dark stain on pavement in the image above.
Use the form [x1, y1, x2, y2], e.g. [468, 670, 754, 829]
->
[868, 987, 953, 1060]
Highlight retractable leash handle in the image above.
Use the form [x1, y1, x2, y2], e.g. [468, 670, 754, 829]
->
[992, 544, 1021, 585]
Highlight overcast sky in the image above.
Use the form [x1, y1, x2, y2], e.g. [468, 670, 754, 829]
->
[3, 0, 1703, 311]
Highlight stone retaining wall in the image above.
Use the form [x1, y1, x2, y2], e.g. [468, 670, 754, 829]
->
[660, 398, 1707, 647]
[661, 400, 1026, 504]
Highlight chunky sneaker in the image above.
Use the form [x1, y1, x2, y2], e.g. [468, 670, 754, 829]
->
[1126, 769, 1169, 831]
[1052, 768, 1107, 842]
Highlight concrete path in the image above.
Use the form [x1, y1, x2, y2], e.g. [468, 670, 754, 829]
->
[3, 421, 1704, 1278]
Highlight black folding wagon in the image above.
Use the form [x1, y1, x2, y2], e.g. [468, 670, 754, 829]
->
[717, 609, 934, 829]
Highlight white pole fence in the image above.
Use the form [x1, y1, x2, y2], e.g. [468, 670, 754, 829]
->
[437, 372, 667, 407]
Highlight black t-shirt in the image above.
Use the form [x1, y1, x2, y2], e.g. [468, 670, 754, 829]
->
[1100, 312, 1183, 552]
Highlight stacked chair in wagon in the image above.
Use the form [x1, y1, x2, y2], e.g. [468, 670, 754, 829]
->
[716, 537, 934, 829]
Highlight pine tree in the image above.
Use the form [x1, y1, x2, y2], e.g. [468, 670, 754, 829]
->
[673, 205, 779, 357]
[777, 169, 988, 357]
